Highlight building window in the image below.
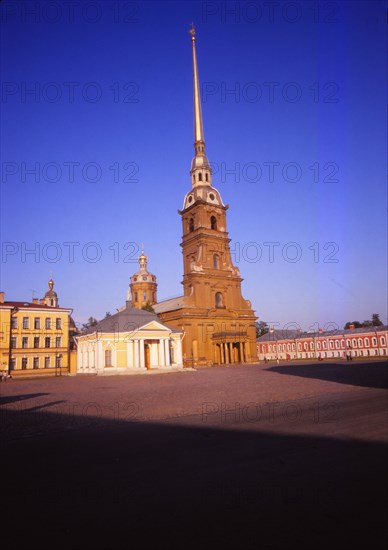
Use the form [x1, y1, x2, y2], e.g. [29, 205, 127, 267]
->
[364, 338, 369, 347]
[22, 317, 29, 329]
[352, 338, 357, 348]
[56, 318, 62, 329]
[34, 317, 40, 329]
[134, 292, 138, 302]
[11, 317, 18, 329]
[45, 318, 51, 330]
[372, 337, 377, 346]
[329, 341, 334, 349]
[33, 357, 39, 369]
[105, 349, 112, 367]
[358, 338, 363, 348]
[213, 254, 220, 269]
[10, 358, 16, 371]
[380, 336, 386, 346]
[22, 337, 28, 349]
[22, 358, 28, 370]
[45, 337, 51, 348]
[44, 357, 50, 368]
[56, 337, 61, 348]
[210, 216, 217, 230]
[11, 336, 17, 348]
[298, 343, 302, 351]
[56, 355, 62, 368]
[205, 173, 209, 182]
[335, 340, 339, 349]
[198, 172, 202, 181]
[189, 218, 194, 232]
[34, 337, 40, 348]
[323, 341, 327, 349]
[143, 291, 147, 301]
[303, 342, 308, 351]
[341, 340, 345, 349]
[215, 292, 223, 308]
[317, 341, 321, 350]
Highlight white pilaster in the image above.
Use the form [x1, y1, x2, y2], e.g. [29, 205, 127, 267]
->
[127, 339, 133, 368]
[134, 339, 139, 368]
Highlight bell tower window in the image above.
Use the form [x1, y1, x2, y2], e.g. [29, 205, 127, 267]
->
[189, 218, 194, 232]
[198, 173, 202, 182]
[210, 216, 217, 230]
[213, 255, 219, 269]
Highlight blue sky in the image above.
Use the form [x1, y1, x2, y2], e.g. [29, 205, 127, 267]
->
[0, 0, 386, 330]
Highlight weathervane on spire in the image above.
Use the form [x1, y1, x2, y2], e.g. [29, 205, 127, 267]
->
[189, 22, 195, 39]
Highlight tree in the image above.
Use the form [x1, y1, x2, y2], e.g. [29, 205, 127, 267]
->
[142, 302, 155, 313]
[82, 316, 98, 330]
[344, 314, 383, 330]
[256, 321, 269, 338]
[104, 312, 112, 318]
[371, 313, 383, 326]
[344, 321, 363, 329]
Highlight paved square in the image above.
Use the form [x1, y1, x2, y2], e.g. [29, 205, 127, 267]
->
[1, 359, 387, 549]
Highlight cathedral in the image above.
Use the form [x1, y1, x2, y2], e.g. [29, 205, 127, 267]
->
[130, 27, 258, 367]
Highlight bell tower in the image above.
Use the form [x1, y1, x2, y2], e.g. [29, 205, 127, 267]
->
[157, 26, 258, 366]
[130, 249, 157, 309]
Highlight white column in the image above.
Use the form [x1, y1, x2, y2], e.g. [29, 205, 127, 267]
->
[97, 340, 104, 373]
[127, 340, 133, 368]
[164, 339, 171, 366]
[134, 339, 139, 368]
[175, 338, 183, 366]
[159, 340, 166, 367]
[139, 339, 145, 369]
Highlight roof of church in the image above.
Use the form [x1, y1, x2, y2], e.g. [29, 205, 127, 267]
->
[153, 296, 185, 314]
[81, 302, 182, 335]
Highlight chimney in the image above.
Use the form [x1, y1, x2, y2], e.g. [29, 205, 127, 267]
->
[40, 299, 45, 305]
[32, 298, 38, 304]
[0, 291, 4, 304]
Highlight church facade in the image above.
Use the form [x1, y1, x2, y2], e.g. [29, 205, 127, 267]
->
[153, 28, 258, 367]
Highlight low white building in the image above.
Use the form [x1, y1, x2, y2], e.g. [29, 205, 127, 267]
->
[76, 304, 183, 375]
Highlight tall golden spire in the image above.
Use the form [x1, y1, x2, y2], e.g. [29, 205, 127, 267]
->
[189, 24, 212, 188]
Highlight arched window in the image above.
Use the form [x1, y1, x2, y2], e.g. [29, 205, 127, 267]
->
[298, 343, 302, 351]
[210, 216, 217, 230]
[143, 291, 147, 301]
[329, 341, 334, 349]
[134, 292, 138, 302]
[213, 254, 220, 269]
[335, 340, 339, 349]
[323, 341, 327, 349]
[205, 173, 209, 182]
[198, 173, 202, 182]
[304, 342, 308, 351]
[317, 341, 321, 350]
[215, 292, 223, 308]
[380, 336, 386, 346]
[189, 218, 194, 232]
[364, 338, 369, 347]
[105, 349, 112, 367]
[372, 337, 377, 346]
[352, 338, 357, 348]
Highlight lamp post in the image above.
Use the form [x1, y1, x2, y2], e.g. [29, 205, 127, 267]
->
[8, 306, 19, 378]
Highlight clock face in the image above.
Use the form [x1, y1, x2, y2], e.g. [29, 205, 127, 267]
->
[209, 193, 215, 201]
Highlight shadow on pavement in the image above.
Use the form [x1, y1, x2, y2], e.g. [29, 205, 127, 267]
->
[0, 392, 50, 406]
[1, 405, 387, 550]
[265, 361, 388, 389]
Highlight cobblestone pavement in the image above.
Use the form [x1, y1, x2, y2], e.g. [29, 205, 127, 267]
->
[1, 359, 387, 549]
